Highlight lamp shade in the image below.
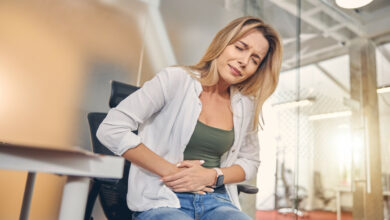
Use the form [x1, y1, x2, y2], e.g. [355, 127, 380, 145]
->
[335, 0, 374, 9]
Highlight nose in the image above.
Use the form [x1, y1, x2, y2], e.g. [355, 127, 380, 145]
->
[238, 54, 250, 67]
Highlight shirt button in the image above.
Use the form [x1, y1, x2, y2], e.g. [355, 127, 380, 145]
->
[232, 149, 236, 153]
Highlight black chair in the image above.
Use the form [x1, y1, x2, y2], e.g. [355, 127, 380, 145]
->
[108, 81, 139, 108]
[84, 113, 133, 220]
[84, 80, 258, 220]
[84, 81, 138, 220]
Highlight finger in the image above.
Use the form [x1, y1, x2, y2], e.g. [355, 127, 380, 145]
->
[201, 187, 214, 193]
[176, 162, 192, 168]
[172, 187, 206, 195]
[177, 160, 204, 168]
[171, 184, 207, 193]
[189, 160, 205, 165]
[171, 184, 189, 191]
[161, 170, 187, 182]
[163, 178, 187, 188]
[171, 187, 190, 193]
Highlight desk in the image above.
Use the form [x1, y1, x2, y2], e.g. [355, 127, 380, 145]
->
[335, 186, 352, 220]
[0, 142, 124, 220]
[335, 187, 390, 220]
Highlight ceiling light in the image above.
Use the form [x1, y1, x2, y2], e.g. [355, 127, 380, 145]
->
[335, 0, 373, 9]
[273, 98, 314, 110]
[377, 86, 390, 94]
[309, 110, 352, 121]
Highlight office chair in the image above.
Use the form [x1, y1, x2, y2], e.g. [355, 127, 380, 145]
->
[84, 112, 132, 220]
[84, 80, 258, 220]
[277, 163, 308, 217]
[313, 171, 335, 210]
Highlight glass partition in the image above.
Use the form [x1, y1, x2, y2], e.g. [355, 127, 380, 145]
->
[377, 42, 390, 219]
[256, 1, 390, 220]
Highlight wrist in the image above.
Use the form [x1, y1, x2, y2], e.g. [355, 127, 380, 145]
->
[162, 163, 180, 177]
[208, 168, 218, 186]
[209, 168, 218, 186]
[212, 168, 224, 187]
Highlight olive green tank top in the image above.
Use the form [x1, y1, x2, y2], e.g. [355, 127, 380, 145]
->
[183, 120, 234, 168]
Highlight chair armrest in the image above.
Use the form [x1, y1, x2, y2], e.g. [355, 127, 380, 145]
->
[237, 184, 258, 194]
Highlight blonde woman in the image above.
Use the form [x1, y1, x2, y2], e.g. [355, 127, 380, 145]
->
[97, 16, 282, 220]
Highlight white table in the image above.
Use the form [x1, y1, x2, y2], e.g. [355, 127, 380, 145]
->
[0, 142, 124, 220]
[335, 186, 352, 220]
[335, 187, 390, 220]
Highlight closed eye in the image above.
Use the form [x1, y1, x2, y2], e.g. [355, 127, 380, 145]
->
[235, 45, 243, 51]
[251, 58, 258, 65]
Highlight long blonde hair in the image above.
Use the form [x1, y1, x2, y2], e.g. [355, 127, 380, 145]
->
[187, 16, 283, 130]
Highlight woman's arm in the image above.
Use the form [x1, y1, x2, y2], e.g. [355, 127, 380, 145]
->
[220, 164, 246, 184]
[122, 143, 179, 177]
[97, 71, 169, 156]
[123, 143, 214, 194]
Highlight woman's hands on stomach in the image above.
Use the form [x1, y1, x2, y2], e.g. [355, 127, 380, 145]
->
[161, 160, 216, 194]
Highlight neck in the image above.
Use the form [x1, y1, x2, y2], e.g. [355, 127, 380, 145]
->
[203, 78, 231, 98]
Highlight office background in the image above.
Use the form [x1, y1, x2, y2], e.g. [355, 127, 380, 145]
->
[0, 0, 389, 219]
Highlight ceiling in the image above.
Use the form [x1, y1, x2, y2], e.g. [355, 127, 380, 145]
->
[6, 0, 387, 112]
[262, 0, 390, 70]
[97, 0, 390, 114]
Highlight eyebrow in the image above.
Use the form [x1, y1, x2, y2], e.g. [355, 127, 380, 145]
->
[238, 41, 262, 60]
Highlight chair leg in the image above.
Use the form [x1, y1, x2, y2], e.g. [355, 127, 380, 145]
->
[278, 208, 306, 217]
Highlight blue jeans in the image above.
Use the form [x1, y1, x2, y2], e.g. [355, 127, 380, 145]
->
[132, 186, 251, 220]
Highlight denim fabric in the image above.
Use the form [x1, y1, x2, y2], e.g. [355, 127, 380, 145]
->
[132, 186, 251, 220]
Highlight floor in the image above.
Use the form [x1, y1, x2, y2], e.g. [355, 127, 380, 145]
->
[256, 210, 353, 220]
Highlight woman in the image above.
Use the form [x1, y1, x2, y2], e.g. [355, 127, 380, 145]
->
[97, 16, 282, 220]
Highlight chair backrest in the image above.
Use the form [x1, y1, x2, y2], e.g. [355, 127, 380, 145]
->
[86, 81, 139, 220]
[87, 112, 115, 156]
[87, 112, 132, 220]
[109, 80, 140, 108]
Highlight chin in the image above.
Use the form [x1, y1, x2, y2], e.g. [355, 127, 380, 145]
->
[224, 76, 244, 86]
[218, 68, 244, 85]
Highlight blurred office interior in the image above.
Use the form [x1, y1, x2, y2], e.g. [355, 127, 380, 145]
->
[0, 0, 389, 219]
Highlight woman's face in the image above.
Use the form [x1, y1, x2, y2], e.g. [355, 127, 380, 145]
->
[216, 29, 269, 86]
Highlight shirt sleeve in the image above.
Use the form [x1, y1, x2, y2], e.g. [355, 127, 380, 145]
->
[233, 113, 261, 181]
[96, 68, 171, 156]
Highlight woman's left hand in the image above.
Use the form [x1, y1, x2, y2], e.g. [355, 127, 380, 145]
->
[161, 160, 216, 193]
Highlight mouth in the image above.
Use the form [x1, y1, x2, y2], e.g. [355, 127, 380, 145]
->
[228, 64, 242, 77]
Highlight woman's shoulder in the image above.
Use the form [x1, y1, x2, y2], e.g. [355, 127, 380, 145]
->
[235, 90, 256, 113]
[157, 66, 196, 83]
[232, 87, 255, 104]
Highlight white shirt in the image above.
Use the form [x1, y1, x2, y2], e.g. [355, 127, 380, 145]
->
[97, 66, 260, 211]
